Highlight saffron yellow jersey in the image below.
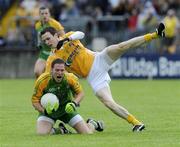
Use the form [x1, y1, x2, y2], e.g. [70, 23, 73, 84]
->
[46, 32, 95, 78]
[32, 72, 82, 105]
[164, 16, 178, 37]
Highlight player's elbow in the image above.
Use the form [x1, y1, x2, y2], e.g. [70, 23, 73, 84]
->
[69, 31, 85, 40]
[77, 31, 85, 39]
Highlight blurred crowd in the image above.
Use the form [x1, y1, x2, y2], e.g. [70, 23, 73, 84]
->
[0, 0, 13, 19]
[0, 0, 179, 54]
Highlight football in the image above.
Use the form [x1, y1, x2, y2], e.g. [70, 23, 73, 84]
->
[40, 93, 59, 110]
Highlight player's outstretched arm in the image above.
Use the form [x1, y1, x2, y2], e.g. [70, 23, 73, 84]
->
[105, 23, 165, 61]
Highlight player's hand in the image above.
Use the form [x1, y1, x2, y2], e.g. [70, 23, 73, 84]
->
[65, 102, 78, 113]
[57, 38, 70, 49]
[156, 23, 165, 37]
[44, 101, 59, 115]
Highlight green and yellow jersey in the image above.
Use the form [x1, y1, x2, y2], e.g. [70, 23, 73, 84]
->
[35, 18, 64, 60]
[32, 72, 82, 119]
[46, 32, 95, 78]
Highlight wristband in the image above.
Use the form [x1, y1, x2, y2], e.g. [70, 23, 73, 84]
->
[72, 101, 80, 107]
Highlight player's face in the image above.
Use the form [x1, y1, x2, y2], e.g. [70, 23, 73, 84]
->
[52, 63, 65, 83]
[41, 32, 58, 48]
[39, 9, 50, 23]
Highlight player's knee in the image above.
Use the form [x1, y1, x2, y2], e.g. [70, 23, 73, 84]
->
[34, 71, 40, 78]
[34, 68, 45, 78]
[34, 71, 41, 79]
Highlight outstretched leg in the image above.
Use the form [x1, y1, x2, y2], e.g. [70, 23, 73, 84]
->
[105, 23, 165, 61]
[96, 85, 144, 131]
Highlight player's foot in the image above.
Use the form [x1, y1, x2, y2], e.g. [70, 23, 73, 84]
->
[59, 122, 71, 134]
[132, 124, 145, 132]
[156, 23, 165, 37]
[87, 118, 104, 132]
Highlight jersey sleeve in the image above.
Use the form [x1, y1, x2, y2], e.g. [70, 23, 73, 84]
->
[31, 73, 50, 103]
[63, 31, 74, 38]
[66, 73, 83, 94]
[63, 31, 83, 45]
[35, 21, 40, 31]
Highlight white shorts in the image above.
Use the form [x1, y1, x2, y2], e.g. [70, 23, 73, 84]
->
[87, 49, 114, 93]
[37, 114, 83, 127]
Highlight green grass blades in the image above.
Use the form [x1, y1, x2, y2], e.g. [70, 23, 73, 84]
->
[0, 79, 180, 147]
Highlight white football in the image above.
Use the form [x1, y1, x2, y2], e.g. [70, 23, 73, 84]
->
[40, 93, 59, 109]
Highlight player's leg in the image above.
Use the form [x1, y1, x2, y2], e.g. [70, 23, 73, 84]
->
[63, 112, 104, 134]
[67, 114, 93, 134]
[96, 85, 145, 131]
[87, 47, 145, 131]
[37, 116, 68, 135]
[104, 35, 146, 61]
[73, 120, 93, 134]
[104, 23, 165, 62]
[73, 118, 105, 133]
[37, 116, 54, 135]
[34, 58, 46, 78]
[96, 85, 129, 119]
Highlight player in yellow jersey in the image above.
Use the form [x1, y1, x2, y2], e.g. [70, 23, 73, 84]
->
[32, 58, 104, 135]
[34, 7, 65, 78]
[40, 23, 166, 132]
[162, 9, 179, 54]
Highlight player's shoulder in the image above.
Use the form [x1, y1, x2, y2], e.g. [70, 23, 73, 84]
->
[49, 18, 64, 30]
[49, 18, 62, 26]
[36, 72, 51, 84]
[49, 18, 59, 23]
[65, 72, 78, 81]
[35, 20, 41, 29]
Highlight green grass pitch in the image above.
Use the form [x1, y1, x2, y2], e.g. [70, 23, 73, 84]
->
[0, 79, 180, 147]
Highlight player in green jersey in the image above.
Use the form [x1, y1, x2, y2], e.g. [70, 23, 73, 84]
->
[32, 58, 104, 135]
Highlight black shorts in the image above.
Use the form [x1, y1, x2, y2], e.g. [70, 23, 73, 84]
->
[163, 37, 176, 46]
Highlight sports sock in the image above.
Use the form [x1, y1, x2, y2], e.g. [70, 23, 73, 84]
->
[127, 114, 142, 126]
[144, 32, 158, 42]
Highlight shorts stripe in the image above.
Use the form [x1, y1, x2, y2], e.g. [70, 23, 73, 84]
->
[37, 115, 55, 125]
[68, 114, 83, 127]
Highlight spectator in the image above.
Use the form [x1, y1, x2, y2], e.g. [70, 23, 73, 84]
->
[128, 8, 138, 32]
[162, 9, 179, 54]
[137, 1, 158, 32]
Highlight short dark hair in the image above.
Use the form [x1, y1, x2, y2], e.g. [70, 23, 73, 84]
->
[40, 27, 57, 36]
[51, 58, 65, 68]
[39, 6, 49, 11]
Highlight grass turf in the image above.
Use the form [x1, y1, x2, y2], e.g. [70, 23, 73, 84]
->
[0, 79, 180, 147]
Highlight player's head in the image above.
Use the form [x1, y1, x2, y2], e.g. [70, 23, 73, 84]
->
[39, 6, 50, 23]
[51, 58, 65, 83]
[167, 9, 175, 18]
[40, 27, 59, 48]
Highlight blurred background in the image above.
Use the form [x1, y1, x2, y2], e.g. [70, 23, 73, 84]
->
[0, 0, 179, 78]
